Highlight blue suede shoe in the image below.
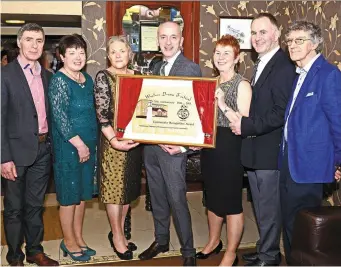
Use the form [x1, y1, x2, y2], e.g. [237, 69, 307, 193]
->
[80, 246, 96, 256]
[60, 240, 91, 262]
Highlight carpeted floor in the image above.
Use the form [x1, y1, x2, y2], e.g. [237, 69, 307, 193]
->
[57, 248, 286, 266]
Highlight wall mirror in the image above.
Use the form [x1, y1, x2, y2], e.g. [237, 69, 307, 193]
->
[122, 5, 184, 74]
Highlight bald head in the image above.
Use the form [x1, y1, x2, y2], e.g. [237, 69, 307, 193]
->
[157, 21, 182, 36]
[157, 21, 184, 60]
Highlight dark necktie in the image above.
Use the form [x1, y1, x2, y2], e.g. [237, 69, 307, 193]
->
[251, 58, 261, 86]
[159, 61, 168, 76]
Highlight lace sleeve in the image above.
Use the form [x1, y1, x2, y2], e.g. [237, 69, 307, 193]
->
[94, 71, 112, 127]
[48, 76, 76, 141]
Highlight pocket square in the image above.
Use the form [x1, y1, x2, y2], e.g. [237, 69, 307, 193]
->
[306, 92, 314, 97]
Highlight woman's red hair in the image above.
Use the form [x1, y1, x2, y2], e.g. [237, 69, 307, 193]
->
[214, 34, 240, 58]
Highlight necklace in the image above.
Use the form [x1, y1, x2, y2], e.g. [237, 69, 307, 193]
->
[63, 68, 85, 88]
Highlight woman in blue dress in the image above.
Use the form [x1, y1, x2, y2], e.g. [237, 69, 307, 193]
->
[48, 34, 97, 262]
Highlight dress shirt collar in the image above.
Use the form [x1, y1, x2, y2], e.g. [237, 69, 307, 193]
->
[296, 53, 321, 74]
[163, 50, 181, 66]
[258, 46, 280, 65]
[17, 55, 41, 75]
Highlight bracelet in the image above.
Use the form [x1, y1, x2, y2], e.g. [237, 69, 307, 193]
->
[108, 136, 116, 142]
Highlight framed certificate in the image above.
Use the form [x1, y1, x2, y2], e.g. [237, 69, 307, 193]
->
[114, 74, 218, 148]
[140, 23, 159, 52]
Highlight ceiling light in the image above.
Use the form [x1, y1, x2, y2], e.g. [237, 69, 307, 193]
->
[5, 20, 25, 24]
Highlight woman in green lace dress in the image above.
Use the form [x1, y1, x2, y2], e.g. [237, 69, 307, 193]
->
[48, 34, 97, 261]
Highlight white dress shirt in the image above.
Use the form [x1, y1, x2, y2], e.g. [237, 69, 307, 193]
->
[164, 50, 181, 76]
[284, 53, 321, 141]
[254, 46, 280, 84]
[162, 50, 187, 152]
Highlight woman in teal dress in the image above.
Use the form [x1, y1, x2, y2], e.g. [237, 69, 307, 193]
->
[48, 34, 97, 262]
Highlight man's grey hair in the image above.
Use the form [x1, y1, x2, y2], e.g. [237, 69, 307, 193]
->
[286, 21, 323, 53]
[17, 23, 45, 41]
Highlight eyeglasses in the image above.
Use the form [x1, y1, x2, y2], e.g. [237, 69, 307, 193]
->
[285, 38, 312, 46]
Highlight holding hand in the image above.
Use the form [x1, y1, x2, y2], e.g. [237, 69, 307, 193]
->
[111, 138, 139, 151]
[159, 144, 182, 155]
[229, 113, 242, 135]
[1, 161, 17, 181]
[77, 144, 90, 163]
[189, 146, 202, 151]
[215, 87, 226, 109]
[335, 167, 341, 182]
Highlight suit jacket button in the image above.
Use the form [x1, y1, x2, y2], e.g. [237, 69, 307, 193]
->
[33, 115, 37, 118]
[34, 133, 37, 136]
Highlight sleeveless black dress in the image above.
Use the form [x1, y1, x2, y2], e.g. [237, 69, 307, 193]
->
[201, 73, 244, 217]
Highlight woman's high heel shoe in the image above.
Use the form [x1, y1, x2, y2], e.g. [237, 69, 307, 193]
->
[60, 240, 91, 262]
[107, 232, 133, 260]
[108, 231, 137, 251]
[80, 245, 96, 256]
[233, 255, 239, 266]
[196, 240, 223, 259]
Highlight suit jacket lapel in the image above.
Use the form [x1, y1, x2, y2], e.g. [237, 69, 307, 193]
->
[290, 55, 323, 113]
[254, 50, 282, 91]
[14, 59, 36, 110]
[153, 61, 162, 75]
[169, 53, 184, 76]
[285, 75, 299, 120]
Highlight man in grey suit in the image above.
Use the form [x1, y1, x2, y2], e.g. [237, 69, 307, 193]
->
[1, 23, 58, 266]
[138, 21, 202, 266]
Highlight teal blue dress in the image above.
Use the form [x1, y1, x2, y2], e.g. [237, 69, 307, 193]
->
[48, 71, 98, 206]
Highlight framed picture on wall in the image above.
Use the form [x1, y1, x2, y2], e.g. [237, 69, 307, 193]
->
[218, 16, 253, 50]
[140, 21, 159, 52]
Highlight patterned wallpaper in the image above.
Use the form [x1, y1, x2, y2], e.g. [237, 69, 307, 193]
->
[82, 0, 107, 78]
[199, 1, 341, 78]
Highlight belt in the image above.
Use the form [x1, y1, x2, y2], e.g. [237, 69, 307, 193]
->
[38, 133, 48, 143]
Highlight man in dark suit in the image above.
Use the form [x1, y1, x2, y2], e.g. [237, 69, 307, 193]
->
[281, 20, 341, 264]
[1, 23, 58, 266]
[138, 21, 202, 266]
[230, 13, 296, 266]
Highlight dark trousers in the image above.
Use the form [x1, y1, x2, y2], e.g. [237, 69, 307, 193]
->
[247, 169, 281, 264]
[3, 142, 51, 263]
[280, 145, 323, 264]
[144, 145, 195, 257]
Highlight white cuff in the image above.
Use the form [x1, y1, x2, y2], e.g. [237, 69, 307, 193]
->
[179, 146, 187, 153]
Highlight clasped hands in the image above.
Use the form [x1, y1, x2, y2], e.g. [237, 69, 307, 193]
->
[335, 166, 341, 182]
[215, 87, 242, 135]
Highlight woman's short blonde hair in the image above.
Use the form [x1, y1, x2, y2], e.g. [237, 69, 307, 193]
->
[106, 35, 133, 60]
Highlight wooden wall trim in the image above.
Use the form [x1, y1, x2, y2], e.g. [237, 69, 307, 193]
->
[106, 1, 121, 37]
[192, 1, 200, 64]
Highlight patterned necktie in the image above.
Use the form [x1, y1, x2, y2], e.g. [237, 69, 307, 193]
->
[159, 61, 168, 76]
[250, 58, 261, 86]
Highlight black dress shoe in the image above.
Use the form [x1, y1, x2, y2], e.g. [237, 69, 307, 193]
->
[107, 233, 133, 260]
[138, 241, 169, 260]
[242, 251, 258, 263]
[245, 258, 279, 266]
[233, 256, 239, 266]
[183, 256, 196, 266]
[127, 242, 137, 251]
[9, 260, 24, 266]
[108, 231, 137, 251]
[196, 240, 223, 259]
